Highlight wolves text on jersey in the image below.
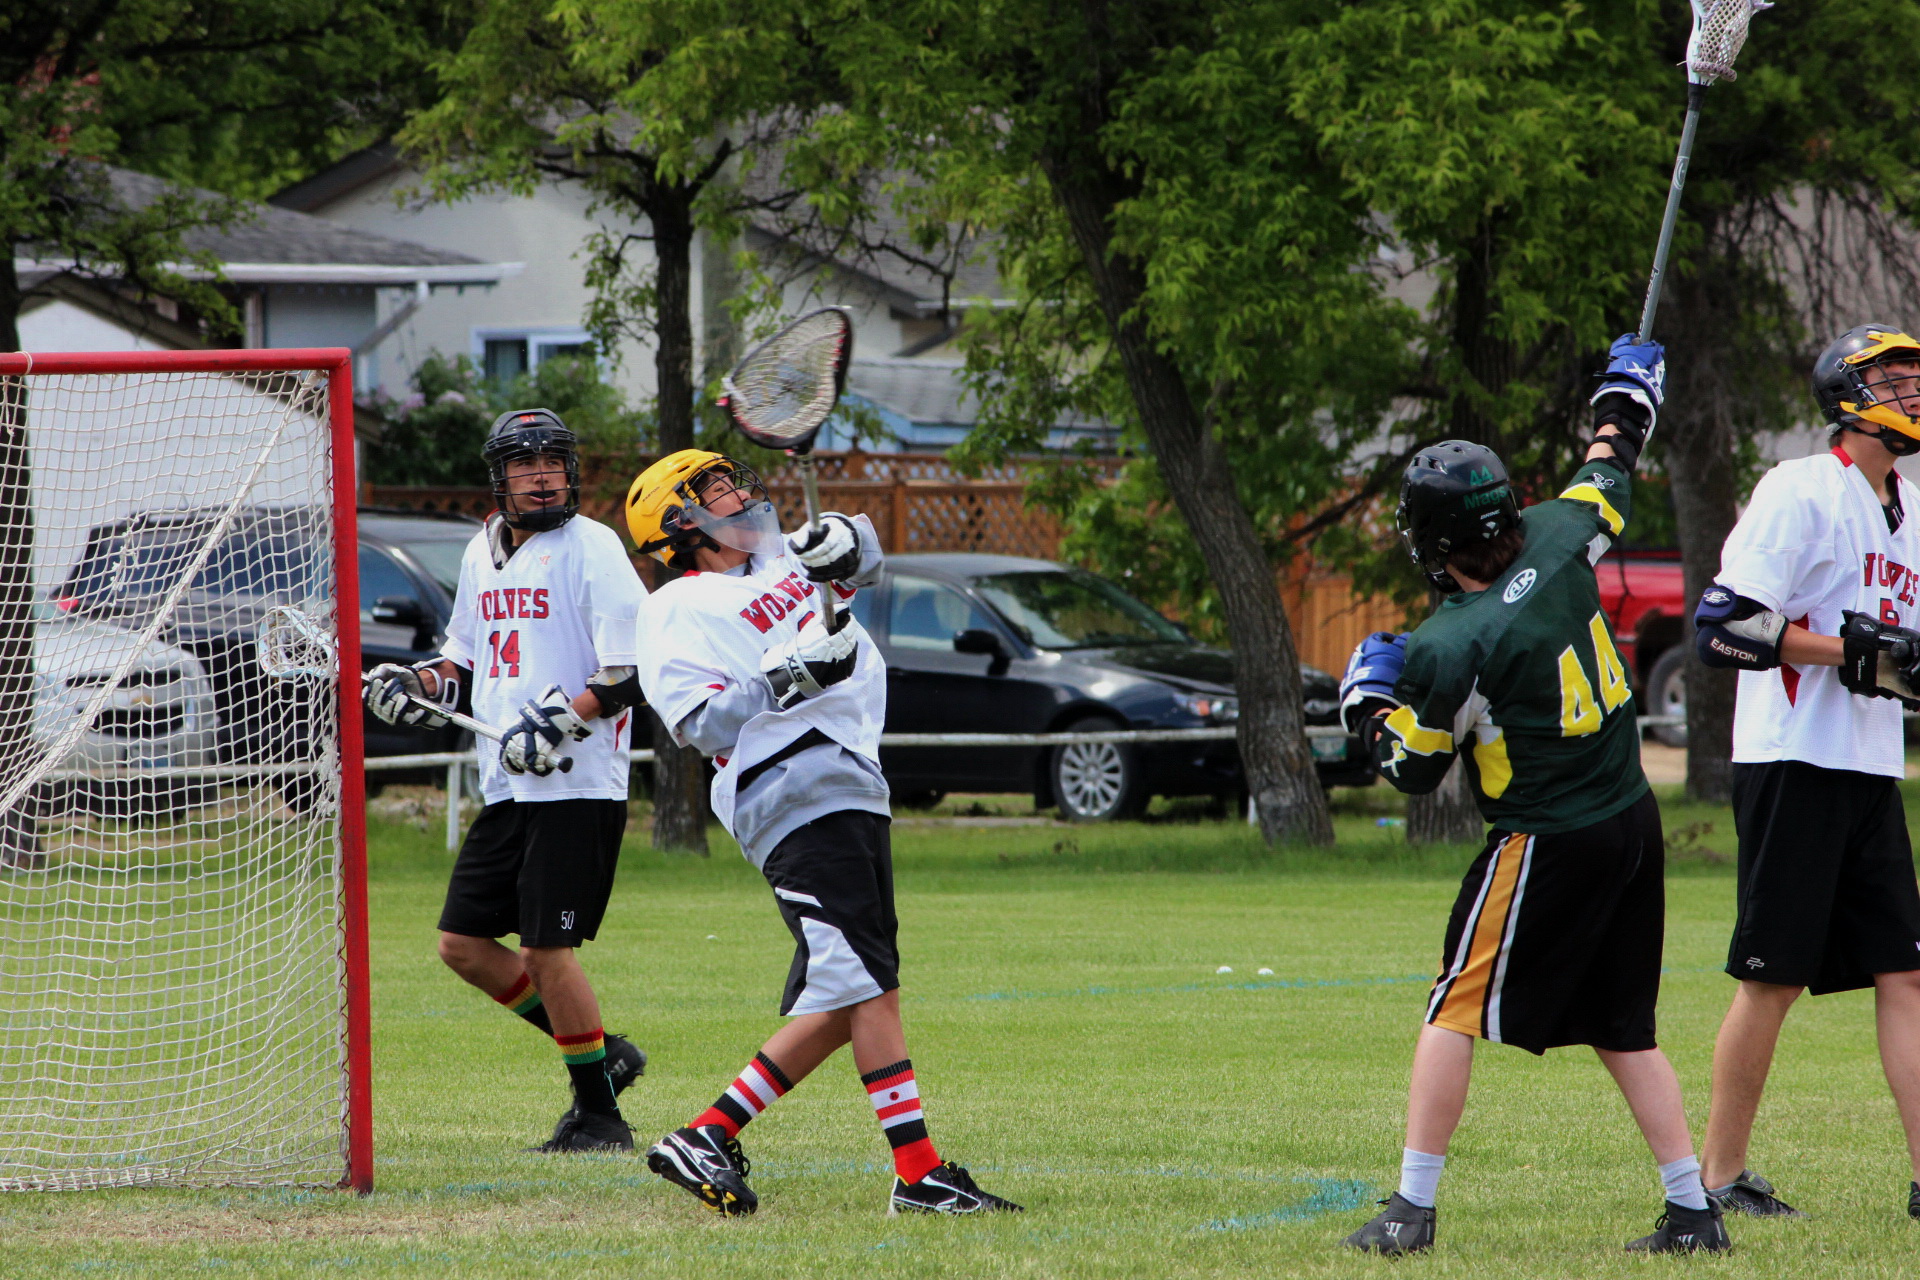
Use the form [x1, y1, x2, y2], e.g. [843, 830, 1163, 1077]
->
[738, 571, 820, 633]
[1863, 552, 1918, 609]
[479, 587, 551, 620]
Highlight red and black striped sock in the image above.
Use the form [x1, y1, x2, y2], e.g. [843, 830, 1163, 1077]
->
[492, 973, 553, 1036]
[692, 1052, 792, 1137]
[861, 1059, 941, 1184]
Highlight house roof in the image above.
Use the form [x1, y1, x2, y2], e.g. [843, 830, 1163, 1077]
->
[15, 167, 518, 287]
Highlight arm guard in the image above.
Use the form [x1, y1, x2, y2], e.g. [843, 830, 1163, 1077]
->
[1592, 393, 1653, 473]
[586, 664, 644, 715]
[1694, 584, 1787, 671]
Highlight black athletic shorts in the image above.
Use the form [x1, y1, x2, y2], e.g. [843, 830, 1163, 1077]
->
[437, 798, 627, 948]
[1727, 760, 1920, 994]
[760, 810, 900, 1016]
[1425, 788, 1663, 1055]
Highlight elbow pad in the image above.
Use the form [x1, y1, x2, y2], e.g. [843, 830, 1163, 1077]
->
[586, 665, 644, 714]
[1693, 584, 1787, 670]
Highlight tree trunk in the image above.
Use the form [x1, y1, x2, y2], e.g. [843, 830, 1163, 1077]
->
[0, 252, 42, 867]
[1039, 162, 1332, 845]
[1409, 228, 1511, 843]
[1660, 270, 1741, 803]
[645, 190, 710, 854]
[1407, 758, 1478, 846]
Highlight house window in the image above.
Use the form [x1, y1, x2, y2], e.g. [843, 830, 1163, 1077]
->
[474, 329, 592, 385]
[483, 337, 529, 384]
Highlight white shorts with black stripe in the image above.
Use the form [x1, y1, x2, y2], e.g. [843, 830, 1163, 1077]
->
[760, 810, 900, 1016]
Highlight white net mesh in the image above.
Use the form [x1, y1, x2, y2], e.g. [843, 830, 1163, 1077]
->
[0, 365, 352, 1191]
[1687, 0, 1772, 85]
[723, 308, 852, 447]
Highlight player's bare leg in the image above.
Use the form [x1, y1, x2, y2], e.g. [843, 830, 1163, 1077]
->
[1597, 1047, 1693, 1164]
[1872, 970, 1920, 1187]
[521, 945, 603, 1038]
[1404, 1024, 1474, 1155]
[1702, 979, 1801, 1188]
[437, 931, 527, 998]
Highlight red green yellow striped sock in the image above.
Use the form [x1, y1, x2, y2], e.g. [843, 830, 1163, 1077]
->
[493, 973, 553, 1035]
[557, 1028, 618, 1117]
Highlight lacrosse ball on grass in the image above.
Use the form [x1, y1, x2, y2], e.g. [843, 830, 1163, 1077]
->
[1258, 968, 1275, 976]
[1216, 966, 1233, 975]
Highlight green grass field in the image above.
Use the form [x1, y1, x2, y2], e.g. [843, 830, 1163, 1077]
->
[5, 783, 1920, 1278]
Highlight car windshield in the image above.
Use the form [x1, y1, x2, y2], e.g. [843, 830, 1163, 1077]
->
[395, 539, 466, 595]
[971, 570, 1186, 649]
[113, 524, 324, 600]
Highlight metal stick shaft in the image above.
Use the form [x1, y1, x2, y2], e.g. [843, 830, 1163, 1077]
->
[797, 452, 837, 630]
[1637, 82, 1707, 342]
[358, 672, 574, 771]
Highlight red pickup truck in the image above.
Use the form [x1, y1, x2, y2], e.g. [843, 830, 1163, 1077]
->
[1596, 550, 1690, 744]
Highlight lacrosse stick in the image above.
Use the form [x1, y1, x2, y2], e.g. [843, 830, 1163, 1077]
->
[259, 606, 571, 771]
[1637, 0, 1773, 340]
[721, 307, 855, 629]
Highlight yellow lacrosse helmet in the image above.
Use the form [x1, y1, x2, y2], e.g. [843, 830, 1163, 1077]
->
[1817, 324, 1920, 449]
[625, 449, 778, 567]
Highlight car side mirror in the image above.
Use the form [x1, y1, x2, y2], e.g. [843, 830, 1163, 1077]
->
[371, 595, 435, 649]
[953, 627, 1010, 675]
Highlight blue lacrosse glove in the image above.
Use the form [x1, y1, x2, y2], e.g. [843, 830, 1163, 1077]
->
[1591, 333, 1666, 411]
[1339, 631, 1407, 734]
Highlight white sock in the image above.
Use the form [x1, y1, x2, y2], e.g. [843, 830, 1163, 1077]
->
[1659, 1154, 1709, 1211]
[1398, 1148, 1446, 1209]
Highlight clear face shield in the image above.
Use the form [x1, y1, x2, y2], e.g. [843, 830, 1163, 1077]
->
[679, 464, 786, 557]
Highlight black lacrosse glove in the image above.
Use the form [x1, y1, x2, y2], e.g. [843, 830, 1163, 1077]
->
[501, 684, 591, 776]
[1839, 610, 1920, 709]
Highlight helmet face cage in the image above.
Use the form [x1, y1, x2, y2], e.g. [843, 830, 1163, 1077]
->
[655, 459, 776, 567]
[485, 409, 580, 532]
[1815, 326, 1920, 454]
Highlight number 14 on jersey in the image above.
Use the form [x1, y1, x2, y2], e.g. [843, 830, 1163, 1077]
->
[487, 630, 522, 678]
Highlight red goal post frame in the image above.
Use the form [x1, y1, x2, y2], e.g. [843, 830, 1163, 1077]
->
[0, 347, 374, 1194]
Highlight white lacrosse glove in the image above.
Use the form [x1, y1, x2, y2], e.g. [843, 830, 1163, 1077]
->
[365, 662, 458, 729]
[761, 612, 859, 709]
[501, 684, 592, 776]
[787, 513, 862, 583]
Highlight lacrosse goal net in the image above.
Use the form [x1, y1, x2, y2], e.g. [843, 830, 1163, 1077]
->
[0, 349, 370, 1192]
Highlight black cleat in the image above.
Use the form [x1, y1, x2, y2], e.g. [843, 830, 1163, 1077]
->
[527, 1107, 633, 1154]
[553, 1035, 649, 1132]
[1908, 1181, 1919, 1220]
[888, 1161, 1023, 1215]
[1707, 1168, 1803, 1218]
[1627, 1200, 1732, 1253]
[603, 1033, 647, 1096]
[647, 1125, 757, 1216]
[1343, 1193, 1435, 1255]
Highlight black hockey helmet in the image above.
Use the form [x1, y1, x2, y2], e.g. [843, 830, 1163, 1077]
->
[484, 407, 580, 532]
[1397, 440, 1520, 593]
[1813, 324, 1920, 457]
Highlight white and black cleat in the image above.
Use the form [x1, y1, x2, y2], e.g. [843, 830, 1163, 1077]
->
[527, 1107, 632, 1154]
[888, 1161, 1023, 1215]
[1343, 1193, 1436, 1255]
[647, 1125, 757, 1216]
[1626, 1199, 1732, 1254]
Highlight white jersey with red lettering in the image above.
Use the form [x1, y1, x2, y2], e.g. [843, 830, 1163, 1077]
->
[1717, 445, 1920, 777]
[441, 513, 646, 803]
[637, 520, 885, 850]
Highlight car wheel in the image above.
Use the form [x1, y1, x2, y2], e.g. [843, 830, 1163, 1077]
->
[894, 789, 946, 811]
[1051, 717, 1147, 822]
[1647, 645, 1687, 749]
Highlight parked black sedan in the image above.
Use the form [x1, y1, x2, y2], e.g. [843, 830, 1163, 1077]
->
[845, 553, 1370, 821]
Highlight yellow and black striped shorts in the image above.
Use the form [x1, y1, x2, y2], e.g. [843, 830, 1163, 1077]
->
[1426, 789, 1664, 1055]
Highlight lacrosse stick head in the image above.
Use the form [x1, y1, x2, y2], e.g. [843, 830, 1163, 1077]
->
[258, 605, 336, 680]
[1686, 0, 1772, 85]
[721, 308, 854, 455]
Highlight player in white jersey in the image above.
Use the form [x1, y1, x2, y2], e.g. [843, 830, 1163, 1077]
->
[363, 409, 648, 1154]
[1690, 325, 1920, 1220]
[623, 449, 1020, 1218]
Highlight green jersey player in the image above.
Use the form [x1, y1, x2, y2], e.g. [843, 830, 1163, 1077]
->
[1335, 336, 1729, 1256]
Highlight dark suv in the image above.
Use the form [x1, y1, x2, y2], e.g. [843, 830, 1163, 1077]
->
[56, 506, 481, 783]
[849, 553, 1368, 821]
